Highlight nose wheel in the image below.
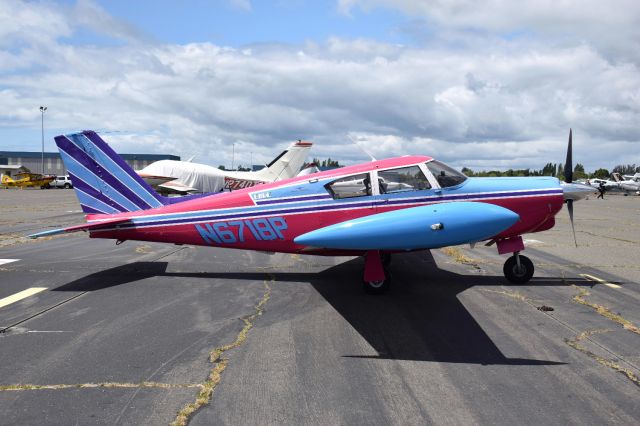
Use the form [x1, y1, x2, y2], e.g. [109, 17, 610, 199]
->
[503, 252, 534, 283]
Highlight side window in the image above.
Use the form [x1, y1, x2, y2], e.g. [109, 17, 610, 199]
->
[326, 173, 371, 199]
[425, 160, 467, 188]
[377, 166, 431, 194]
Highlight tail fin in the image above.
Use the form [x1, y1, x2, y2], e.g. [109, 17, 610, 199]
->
[252, 140, 312, 181]
[55, 131, 188, 214]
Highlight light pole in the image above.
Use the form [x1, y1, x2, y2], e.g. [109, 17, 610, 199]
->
[40, 106, 47, 174]
[232, 143, 235, 170]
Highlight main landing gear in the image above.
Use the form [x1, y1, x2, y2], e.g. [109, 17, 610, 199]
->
[497, 236, 534, 284]
[362, 250, 391, 294]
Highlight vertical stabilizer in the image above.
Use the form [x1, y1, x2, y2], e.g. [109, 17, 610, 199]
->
[252, 140, 312, 181]
[55, 131, 198, 214]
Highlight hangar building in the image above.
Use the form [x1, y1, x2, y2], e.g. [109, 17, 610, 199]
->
[0, 151, 180, 176]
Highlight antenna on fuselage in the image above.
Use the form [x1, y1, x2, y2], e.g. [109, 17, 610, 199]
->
[348, 135, 376, 162]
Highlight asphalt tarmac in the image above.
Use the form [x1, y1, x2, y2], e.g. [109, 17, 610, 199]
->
[0, 189, 639, 425]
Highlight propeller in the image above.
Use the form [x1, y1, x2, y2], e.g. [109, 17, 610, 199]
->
[564, 129, 578, 247]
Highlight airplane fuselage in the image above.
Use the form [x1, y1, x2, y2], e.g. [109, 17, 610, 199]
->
[88, 156, 564, 255]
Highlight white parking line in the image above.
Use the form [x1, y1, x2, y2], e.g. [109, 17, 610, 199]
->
[580, 273, 622, 289]
[0, 259, 19, 266]
[0, 288, 48, 309]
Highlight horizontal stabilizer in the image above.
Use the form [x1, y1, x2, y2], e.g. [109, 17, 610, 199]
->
[294, 202, 519, 250]
[28, 217, 132, 239]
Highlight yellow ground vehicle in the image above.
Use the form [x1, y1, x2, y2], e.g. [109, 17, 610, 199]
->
[1, 172, 55, 189]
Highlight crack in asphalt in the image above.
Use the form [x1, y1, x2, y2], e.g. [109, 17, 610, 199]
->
[480, 288, 533, 303]
[565, 330, 640, 389]
[440, 247, 483, 272]
[0, 274, 274, 426]
[570, 284, 640, 334]
[577, 230, 639, 246]
[0, 382, 202, 391]
[171, 277, 272, 426]
[473, 269, 640, 390]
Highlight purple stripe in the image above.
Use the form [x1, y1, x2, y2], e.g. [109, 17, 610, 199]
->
[83, 131, 163, 203]
[112, 189, 563, 230]
[67, 172, 129, 213]
[56, 137, 152, 210]
[81, 206, 107, 215]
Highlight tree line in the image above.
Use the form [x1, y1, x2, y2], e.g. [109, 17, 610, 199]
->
[461, 163, 640, 180]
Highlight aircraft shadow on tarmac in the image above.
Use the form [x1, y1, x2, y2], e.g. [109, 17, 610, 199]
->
[51, 252, 589, 366]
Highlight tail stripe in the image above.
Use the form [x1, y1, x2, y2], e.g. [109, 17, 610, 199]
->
[58, 138, 152, 211]
[73, 186, 122, 214]
[65, 134, 161, 208]
[77, 133, 164, 207]
[59, 148, 146, 211]
[67, 172, 129, 213]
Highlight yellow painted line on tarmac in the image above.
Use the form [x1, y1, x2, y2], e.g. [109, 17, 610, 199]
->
[0, 288, 48, 309]
[580, 273, 622, 289]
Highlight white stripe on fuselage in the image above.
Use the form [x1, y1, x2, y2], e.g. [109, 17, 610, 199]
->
[88, 189, 562, 233]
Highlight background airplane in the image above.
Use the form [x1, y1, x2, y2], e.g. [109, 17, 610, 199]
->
[584, 174, 640, 196]
[137, 140, 313, 194]
[1, 172, 54, 189]
[30, 130, 591, 293]
[612, 172, 640, 195]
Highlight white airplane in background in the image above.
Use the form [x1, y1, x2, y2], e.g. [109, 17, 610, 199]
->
[613, 172, 640, 195]
[137, 140, 313, 194]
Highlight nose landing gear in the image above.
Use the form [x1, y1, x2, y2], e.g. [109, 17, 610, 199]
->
[503, 252, 534, 284]
[496, 236, 534, 284]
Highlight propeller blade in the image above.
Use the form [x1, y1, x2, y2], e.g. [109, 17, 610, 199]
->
[564, 129, 573, 183]
[567, 199, 577, 247]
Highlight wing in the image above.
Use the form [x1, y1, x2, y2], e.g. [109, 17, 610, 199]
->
[294, 202, 519, 250]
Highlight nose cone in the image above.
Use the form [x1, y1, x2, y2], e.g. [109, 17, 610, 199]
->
[562, 182, 595, 201]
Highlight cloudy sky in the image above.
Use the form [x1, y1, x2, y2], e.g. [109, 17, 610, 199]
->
[1, 0, 638, 171]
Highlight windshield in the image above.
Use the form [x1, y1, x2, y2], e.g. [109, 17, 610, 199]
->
[426, 160, 467, 188]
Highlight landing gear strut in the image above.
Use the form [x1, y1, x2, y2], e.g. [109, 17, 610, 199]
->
[503, 252, 534, 284]
[362, 250, 391, 294]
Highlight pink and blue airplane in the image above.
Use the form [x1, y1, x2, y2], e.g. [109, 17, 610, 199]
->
[30, 130, 592, 293]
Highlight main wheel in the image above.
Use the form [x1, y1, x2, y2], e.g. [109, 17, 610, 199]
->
[363, 269, 391, 294]
[503, 255, 534, 284]
[64, 183, 71, 189]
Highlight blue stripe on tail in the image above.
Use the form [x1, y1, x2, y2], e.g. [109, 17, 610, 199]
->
[55, 130, 203, 214]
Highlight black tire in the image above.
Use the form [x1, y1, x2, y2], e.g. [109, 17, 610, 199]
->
[381, 253, 392, 267]
[503, 255, 534, 284]
[363, 276, 390, 294]
[363, 267, 391, 294]
[64, 183, 71, 189]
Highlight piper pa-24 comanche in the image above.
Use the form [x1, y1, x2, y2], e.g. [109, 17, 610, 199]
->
[30, 130, 591, 293]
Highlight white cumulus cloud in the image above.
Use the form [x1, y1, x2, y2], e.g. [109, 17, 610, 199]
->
[0, 0, 638, 172]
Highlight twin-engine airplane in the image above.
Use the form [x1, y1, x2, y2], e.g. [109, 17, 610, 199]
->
[30, 130, 591, 293]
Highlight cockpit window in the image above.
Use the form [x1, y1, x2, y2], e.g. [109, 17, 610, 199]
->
[325, 173, 371, 199]
[377, 166, 431, 193]
[426, 160, 467, 188]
